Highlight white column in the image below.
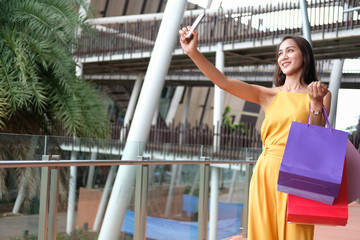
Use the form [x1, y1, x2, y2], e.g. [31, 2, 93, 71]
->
[213, 43, 225, 150]
[227, 170, 238, 202]
[179, 87, 192, 145]
[120, 74, 144, 141]
[209, 42, 225, 240]
[328, 59, 344, 128]
[66, 151, 78, 235]
[164, 164, 178, 218]
[92, 165, 117, 232]
[98, 1, 187, 239]
[166, 86, 185, 126]
[78, 0, 91, 19]
[86, 152, 97, 189]
[152, 102, 160, 126]
[209, 167, 219, 240]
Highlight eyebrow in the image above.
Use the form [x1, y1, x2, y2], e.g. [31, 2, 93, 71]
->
[278, 46, 296, 52]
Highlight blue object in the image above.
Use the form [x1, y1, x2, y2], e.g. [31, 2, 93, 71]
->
[121, 194, 243, 240]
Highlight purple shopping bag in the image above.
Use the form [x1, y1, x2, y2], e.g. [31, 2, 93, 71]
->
[277, 106, 348, 205]
[346, 139, 360, 203]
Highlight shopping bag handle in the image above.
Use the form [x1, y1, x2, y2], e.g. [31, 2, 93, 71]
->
[307, 105, 332, 130]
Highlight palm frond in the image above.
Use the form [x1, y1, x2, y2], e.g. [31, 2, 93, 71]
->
[0, 0, 108, 138]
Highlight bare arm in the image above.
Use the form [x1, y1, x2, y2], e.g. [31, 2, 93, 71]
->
[179, 27, 275, 110]
[308, 81, 331, 126]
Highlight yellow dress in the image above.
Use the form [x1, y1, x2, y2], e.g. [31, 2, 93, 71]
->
[247, 89, 314, 240]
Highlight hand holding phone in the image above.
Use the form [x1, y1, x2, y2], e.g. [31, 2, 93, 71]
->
[185, 13, 205, 39]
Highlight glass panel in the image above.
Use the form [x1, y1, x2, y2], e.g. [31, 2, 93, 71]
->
[0, 133, 262, 240]
[146, 163, 200, 240]
[0, 166, 41, 239]
[213, 164, 249, 239]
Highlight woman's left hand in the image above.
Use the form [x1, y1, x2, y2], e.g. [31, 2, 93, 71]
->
[307, 81, 329, 109]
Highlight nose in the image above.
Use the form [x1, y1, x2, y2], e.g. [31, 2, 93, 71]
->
[281, 52, 288, 60]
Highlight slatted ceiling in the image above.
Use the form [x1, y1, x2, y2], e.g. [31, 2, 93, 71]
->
[140, 0, 147, 14]
[126, 0, 144, 15]
[143, 0, 164, 13]
[90, 0, 199, 18]
[103, 0, 125, 17]
[90, 0, 109, 18]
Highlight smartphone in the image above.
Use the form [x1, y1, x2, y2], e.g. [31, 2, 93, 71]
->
[185, 13, 205, 39]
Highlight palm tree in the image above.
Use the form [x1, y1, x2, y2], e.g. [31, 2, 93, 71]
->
[0, 0, 109, 210]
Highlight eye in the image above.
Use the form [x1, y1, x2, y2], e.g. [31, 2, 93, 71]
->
[278, 52, 283, 56]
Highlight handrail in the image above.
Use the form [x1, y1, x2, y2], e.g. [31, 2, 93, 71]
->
[0, 159, 257, 168]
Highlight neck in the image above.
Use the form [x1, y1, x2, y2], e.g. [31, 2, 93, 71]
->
[282, 76, 306, 92]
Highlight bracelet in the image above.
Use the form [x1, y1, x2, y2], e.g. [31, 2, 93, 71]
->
[311, 109, 322, 115]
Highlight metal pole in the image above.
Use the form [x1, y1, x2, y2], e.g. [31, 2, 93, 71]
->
[134, 162, 149, 240]
[38, 155, 50, 240]
[299, 0, 312, 45]
[241, 150, 253, 237]
[47, 166, 60, 240]
[328, 59, 344, 127]
[198, 152, 210, 240]
[98, 1, 187, 239]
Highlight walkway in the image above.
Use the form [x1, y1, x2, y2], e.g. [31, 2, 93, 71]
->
[1, 202, 359, 239]
[226, 201, 360, 240]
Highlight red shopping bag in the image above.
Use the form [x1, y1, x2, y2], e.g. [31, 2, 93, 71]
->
[287, 160, 348, 226]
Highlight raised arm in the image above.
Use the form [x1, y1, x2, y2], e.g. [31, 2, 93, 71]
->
[179, 27, 275, 110]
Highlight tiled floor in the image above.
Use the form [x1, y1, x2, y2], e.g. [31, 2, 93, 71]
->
[1, 202, 359, 239]
[225, 201, 360, 240]
[314, 201, 360, 240]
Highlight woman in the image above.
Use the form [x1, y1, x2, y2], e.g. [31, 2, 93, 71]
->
[179, 27, 331, 239]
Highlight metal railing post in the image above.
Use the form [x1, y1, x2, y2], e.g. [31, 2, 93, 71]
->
[198, 146, 210, 240]
[38, 155, 51, 240]
[38, 155, 61, 240]
[240, 149, 254, 238]
[48, 155, 61, 240]
[134, 156, 149, 240]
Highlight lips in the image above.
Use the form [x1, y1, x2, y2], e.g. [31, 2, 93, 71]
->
[282, 62, 290, 68]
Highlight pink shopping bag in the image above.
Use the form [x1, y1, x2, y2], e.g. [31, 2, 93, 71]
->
[346, 139, 360, 203]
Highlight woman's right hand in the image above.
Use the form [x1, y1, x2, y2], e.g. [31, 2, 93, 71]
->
[179, 26, 198, 55]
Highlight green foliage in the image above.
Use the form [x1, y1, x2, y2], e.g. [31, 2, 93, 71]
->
[222, 105, 247, 133]
[183, 185, 199, 196]
[0, 0, 108, 138]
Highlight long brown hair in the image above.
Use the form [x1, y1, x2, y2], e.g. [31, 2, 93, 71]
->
[273, 35, 318, 87]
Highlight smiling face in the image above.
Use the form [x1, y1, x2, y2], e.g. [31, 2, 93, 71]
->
[277, 39, 303, 78]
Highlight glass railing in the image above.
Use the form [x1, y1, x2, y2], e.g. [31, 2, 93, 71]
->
[0, 133, 261, 240]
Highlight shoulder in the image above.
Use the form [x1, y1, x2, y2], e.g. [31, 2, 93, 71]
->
[259, 87, 279, 111]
